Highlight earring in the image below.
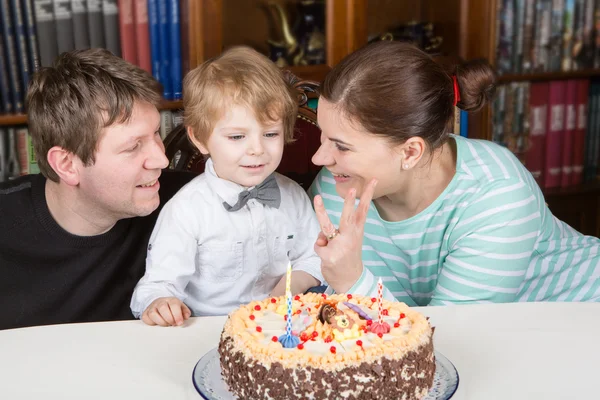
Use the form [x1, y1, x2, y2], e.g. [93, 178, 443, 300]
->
[403, 164, 409, 170]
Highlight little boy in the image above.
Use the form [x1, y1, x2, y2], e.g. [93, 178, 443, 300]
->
[130, 47, 323, 326]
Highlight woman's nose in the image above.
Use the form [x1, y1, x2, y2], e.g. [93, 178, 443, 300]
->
[311, 143, 333, 166]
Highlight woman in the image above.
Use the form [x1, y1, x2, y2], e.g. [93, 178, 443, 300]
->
[309, 41, 600, 305]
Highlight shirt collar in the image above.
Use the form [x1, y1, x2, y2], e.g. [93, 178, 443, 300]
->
[204, 158, 255, 209]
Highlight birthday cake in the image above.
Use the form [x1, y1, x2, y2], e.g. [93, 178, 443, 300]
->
[218, 292, 435, 399]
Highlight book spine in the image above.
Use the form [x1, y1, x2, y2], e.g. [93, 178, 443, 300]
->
[549, 0, 564, 71]
[117, 0, 137, 64]
[10, 0, 31, 101]
[71, 0, 90, 49]
[544, 80, 567, 188]
[157, 0, 171, 99]
[168, 0, 181, 99]
[496, 0, 514, 74]
[0, 30, 12, 113]
[572, 79, 590, 185]
[562, 0, 576, 71]
[526, 82, 550, 187]
[148, 0, 161, 82]
[133, 0, 151, 72]
[53, 0, 75, 54]
[86, 0, 105, 48]
[522, 0, 536, 73]
[102, 0, 121, 56]
[33, 0, 59, 67]
[21, 0, 41, 72]
[561, 79, 578, 187]
[0, 0, 25, 112]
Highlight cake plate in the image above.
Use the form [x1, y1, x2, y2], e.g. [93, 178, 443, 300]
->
[192, 347, 459, 400]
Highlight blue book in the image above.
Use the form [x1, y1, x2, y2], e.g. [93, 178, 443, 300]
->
[0, 0, 24, 112]
[10, 0, 31, 95]
[157, 0, 172, 100]
[459, 110, 468, 137]
[20, 0, 40, 73]
[148, 0, 160, 82]
[0, 29, 13, 113]
[168, 0, 181, 99]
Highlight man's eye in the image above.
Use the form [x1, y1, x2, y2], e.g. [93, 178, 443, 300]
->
[128, 142, 141, 152]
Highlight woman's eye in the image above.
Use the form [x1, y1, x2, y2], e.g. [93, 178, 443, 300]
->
[335, 143, 349, 152]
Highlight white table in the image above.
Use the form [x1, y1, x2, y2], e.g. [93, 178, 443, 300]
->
[0, 302, 598, 400]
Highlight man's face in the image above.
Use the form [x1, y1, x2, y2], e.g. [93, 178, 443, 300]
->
[76, 101, 169, 221]
[197, 104, 284, 188]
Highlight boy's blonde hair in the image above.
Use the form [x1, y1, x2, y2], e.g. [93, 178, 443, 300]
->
[183, 46, 297, 145]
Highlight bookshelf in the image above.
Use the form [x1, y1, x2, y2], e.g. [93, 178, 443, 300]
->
[497, 70, 600, 84]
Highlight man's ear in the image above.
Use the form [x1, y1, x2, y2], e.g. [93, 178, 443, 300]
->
[187, 127, 209, 155]
[46, 146, 81, 186]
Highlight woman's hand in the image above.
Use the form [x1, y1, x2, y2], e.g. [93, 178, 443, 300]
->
[142, 297, 191, 327]
[313, 179, 377, 293]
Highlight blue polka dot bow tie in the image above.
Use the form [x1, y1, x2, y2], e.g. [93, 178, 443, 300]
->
[223, 173, 281, 212]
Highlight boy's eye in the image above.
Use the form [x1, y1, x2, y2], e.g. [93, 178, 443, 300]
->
[265, 132, 279, 138]
[229, 135, 244, 141]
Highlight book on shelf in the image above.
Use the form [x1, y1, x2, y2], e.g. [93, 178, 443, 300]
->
[496, 0, 600, 75]
[1, 0, 188, 118]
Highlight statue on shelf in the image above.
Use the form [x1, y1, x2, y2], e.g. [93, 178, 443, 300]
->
[369, 21, 443, 55]
[263, 0, 326, 67]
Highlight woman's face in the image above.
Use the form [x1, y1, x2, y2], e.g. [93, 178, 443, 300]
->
[312, 99, 404, 199]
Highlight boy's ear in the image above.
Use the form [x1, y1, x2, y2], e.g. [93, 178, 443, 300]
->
[187, 127, 209, 155]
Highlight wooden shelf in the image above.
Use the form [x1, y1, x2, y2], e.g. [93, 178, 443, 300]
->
[0, 100, 184, 127]
[0, 114, 27, 126]
[543, 181, 600, 197]
[497, 69, 600, 83]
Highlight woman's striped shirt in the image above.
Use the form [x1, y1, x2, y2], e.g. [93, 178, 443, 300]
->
[308, 135, 600, 305]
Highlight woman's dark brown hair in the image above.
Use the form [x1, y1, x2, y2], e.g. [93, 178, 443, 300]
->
[321, 41, 496, 150]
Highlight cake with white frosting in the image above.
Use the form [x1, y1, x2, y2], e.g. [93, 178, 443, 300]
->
[218, 292, 435, 399]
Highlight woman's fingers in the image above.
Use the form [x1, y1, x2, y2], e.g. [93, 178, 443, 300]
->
[339, 188, 357, 231]
[314, 195, 337, 235]
[355, 179, 377, 225]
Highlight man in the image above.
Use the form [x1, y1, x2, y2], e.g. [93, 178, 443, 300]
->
[0, 49, 194, 330]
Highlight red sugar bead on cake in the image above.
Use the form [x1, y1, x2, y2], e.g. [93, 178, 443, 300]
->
[294, 295, 300, 301]
[249, 315, 255, 321]
[256, 326, 262, 332]
[382, 309, 389, 316]
[394, 323, 400, 328]
[371, 297, 377, 303]
[347, 294, 352, 300]
[254, 305, 261, 311]
[330, 346, 336, 354]
[271, 336, 278, 342]
[356, 340, 363, 347]
[270, 298, 277, 303]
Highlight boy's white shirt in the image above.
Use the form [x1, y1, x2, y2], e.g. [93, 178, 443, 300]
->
[130, 158, 324, 317]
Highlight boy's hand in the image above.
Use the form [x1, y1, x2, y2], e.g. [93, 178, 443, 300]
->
[141, 297, 191, 327]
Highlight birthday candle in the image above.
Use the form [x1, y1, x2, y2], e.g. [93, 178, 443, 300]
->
[377, 277, 383, 324]
[285, 262, 293, 337]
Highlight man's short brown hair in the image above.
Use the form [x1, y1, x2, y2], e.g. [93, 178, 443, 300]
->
[26, 48, 163, 182]
[183, 46, 297, 146]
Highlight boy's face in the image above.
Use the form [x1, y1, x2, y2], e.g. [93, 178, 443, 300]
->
[76, 101, 169, 220]
[195, 104, 284, 188]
